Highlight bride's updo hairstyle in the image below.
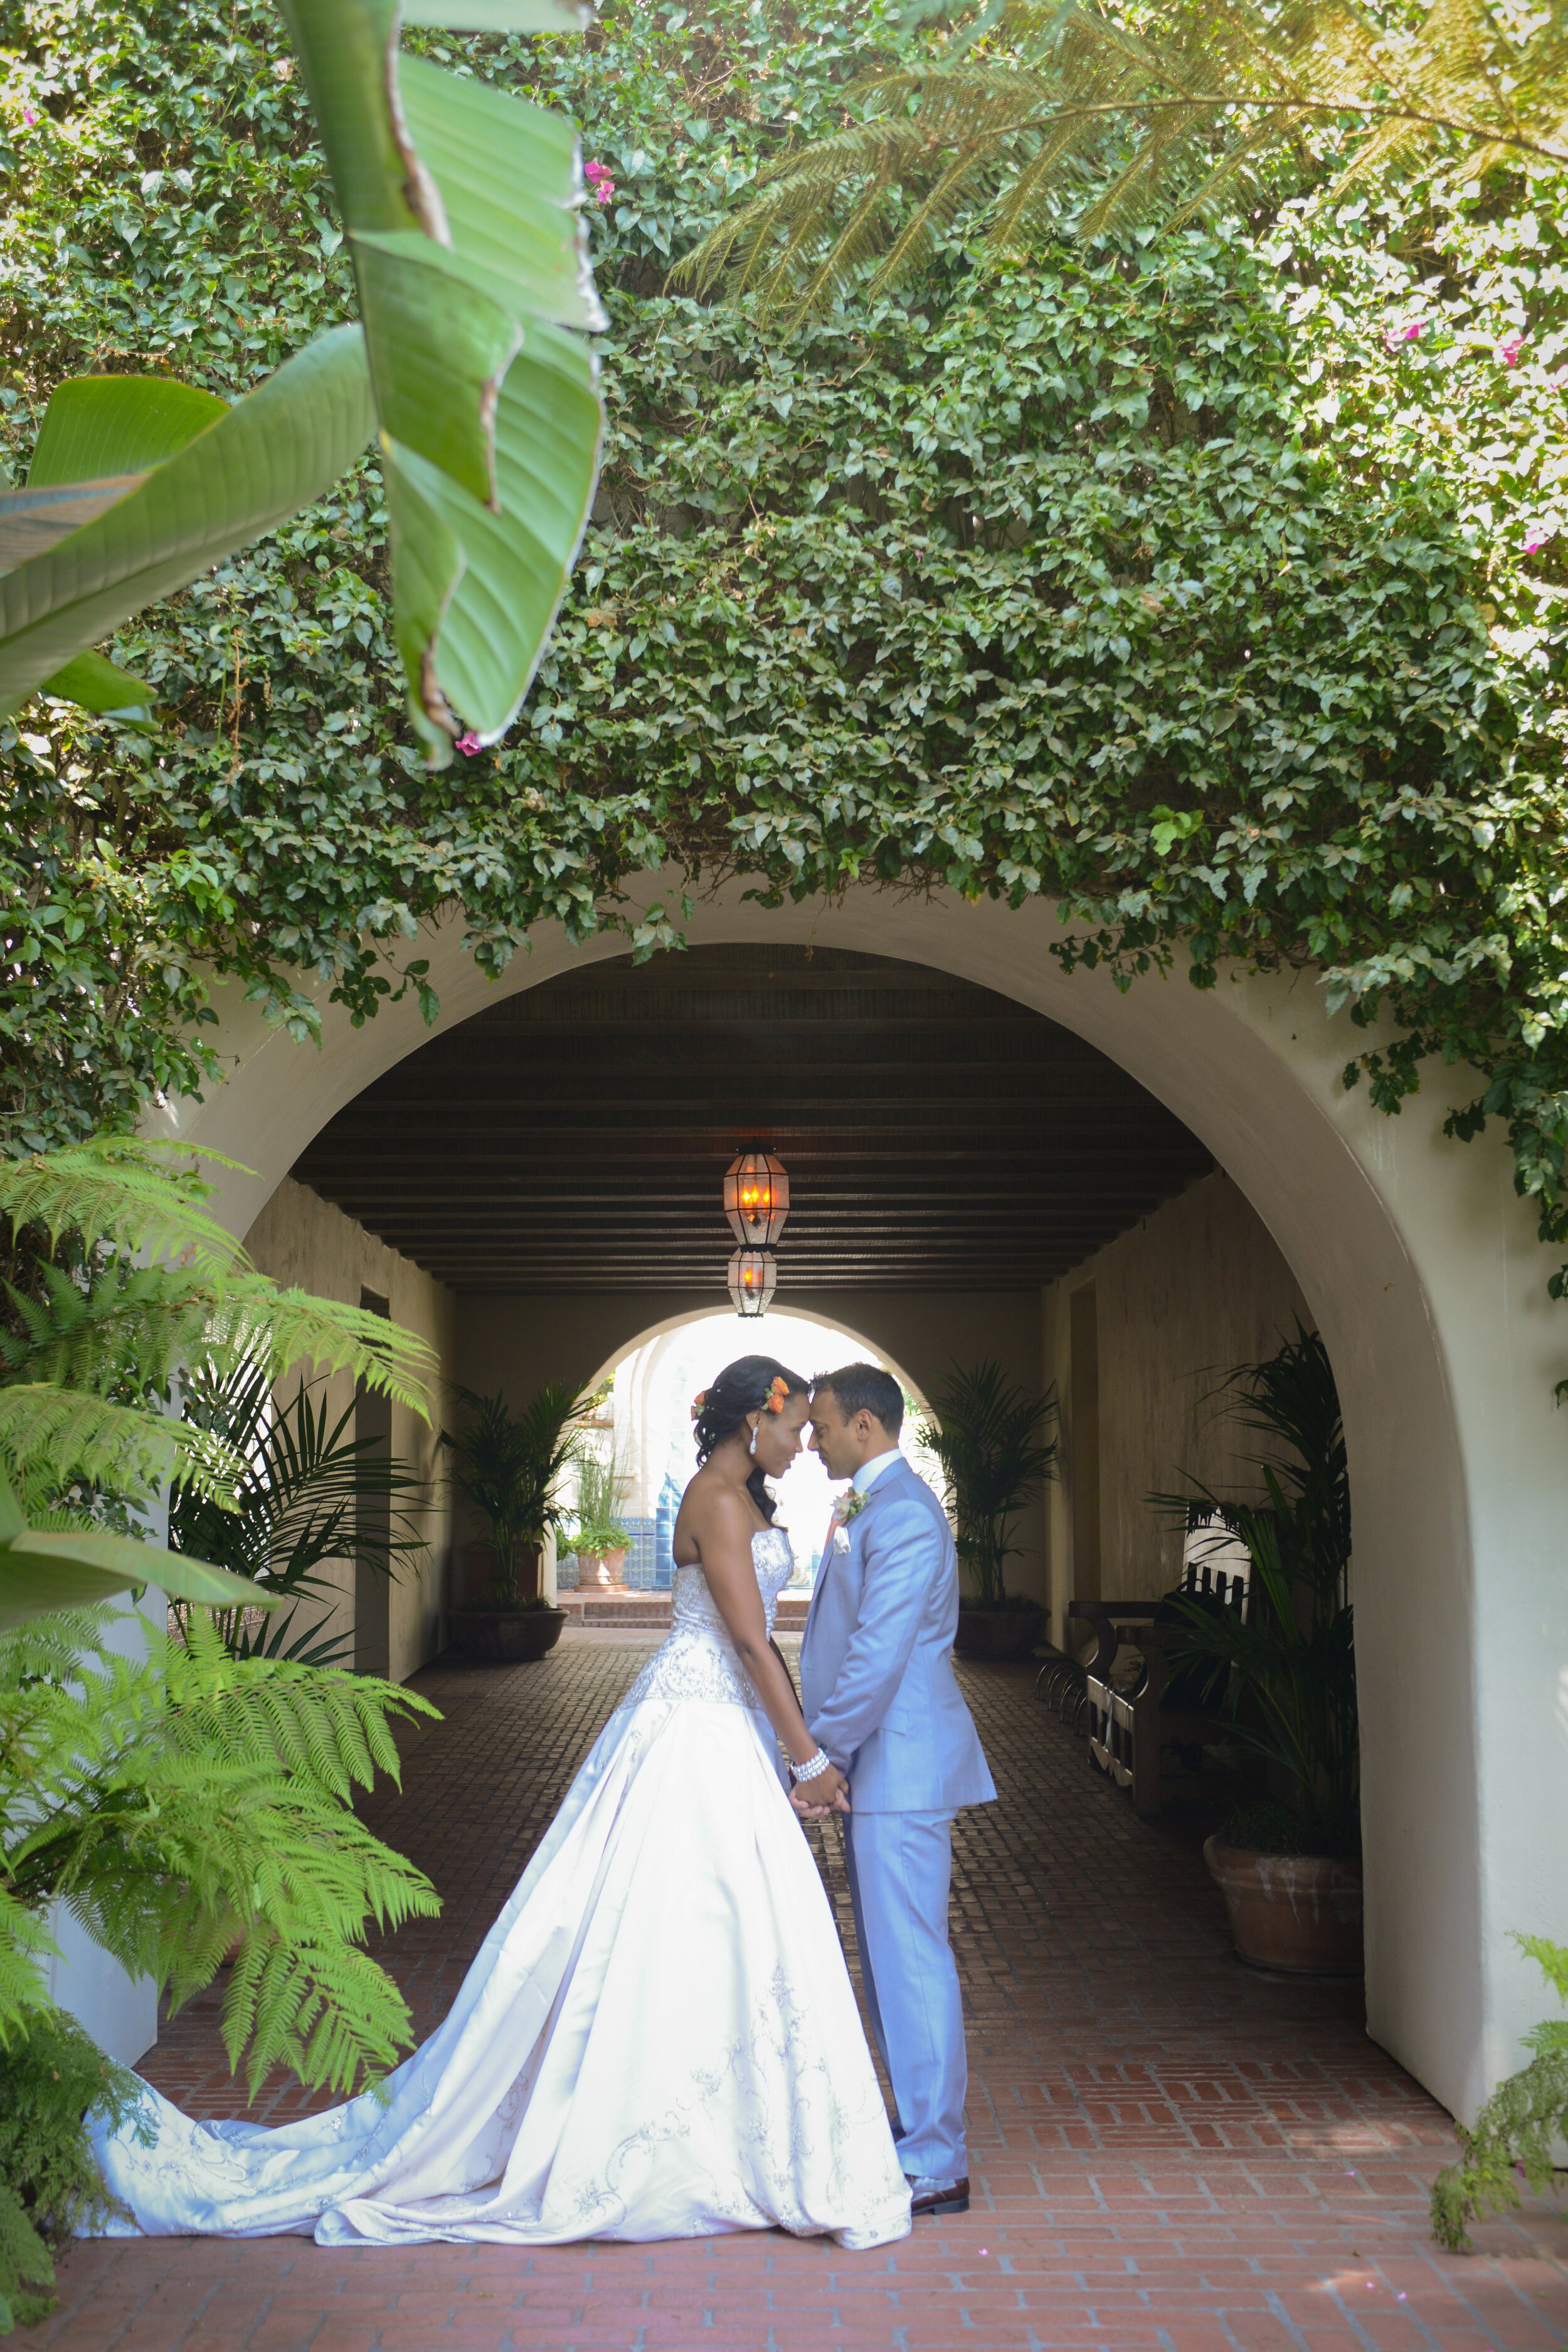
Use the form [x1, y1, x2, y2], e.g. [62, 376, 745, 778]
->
[692, 1355, 808, 1521]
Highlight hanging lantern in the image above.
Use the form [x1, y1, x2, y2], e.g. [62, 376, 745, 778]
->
[727, 1248, 778, 1318]
[723, 1150, 790, 1247]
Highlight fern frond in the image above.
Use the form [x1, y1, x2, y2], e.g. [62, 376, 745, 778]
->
[0, 1612, 441, 2102]
[157, 1611, 435, 1795]
[1518, 1932, 1568, 2011]
[0, 2005, 145, 2328]
[0, 2182, 55, 2335]
[0, 1138, 248, 1273]
[1429, 1933, 1568, 2249]
[4, 1265, 434, 1426]
[0, 1895, 58, 2048]
[0, 1386, 246, 1510]
[222, 1930, 418, 2097]
[1431, 2045, 1568, 2248]
[225, 1284, 435, 1414]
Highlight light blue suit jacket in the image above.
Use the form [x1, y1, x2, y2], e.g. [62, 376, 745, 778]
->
[798, 1455, 995, 1814]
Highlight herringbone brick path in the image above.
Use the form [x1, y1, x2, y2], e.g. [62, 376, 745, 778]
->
[40, 1629, 1568, 2351]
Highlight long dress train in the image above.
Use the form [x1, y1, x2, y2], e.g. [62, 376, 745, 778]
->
[85, 1529, 913, 2251]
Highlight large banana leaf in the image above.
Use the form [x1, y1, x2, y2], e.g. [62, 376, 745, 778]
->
[278, 0, 605, 760]
[0, 1471, 273, 1631]
[0, 329, 374, 719]
[1, 1, 602, 763]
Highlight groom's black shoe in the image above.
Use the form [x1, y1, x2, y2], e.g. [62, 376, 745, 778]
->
[907, 2174, 970, 2218]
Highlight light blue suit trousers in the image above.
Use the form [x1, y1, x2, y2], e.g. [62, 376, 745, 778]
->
[799, 1456, 995, 2183]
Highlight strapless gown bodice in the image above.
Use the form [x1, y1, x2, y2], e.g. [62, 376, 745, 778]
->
[620, 1527, 794, 1715]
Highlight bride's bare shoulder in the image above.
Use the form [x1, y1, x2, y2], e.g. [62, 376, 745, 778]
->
[676, 1471, 755, 1550]
[682, 1468, 750, 1523]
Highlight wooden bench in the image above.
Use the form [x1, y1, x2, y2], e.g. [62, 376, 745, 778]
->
[1078, 1522, 1252, 1817]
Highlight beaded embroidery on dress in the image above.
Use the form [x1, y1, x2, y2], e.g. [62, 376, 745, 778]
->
[86, 1528, 912, 2253]
[620, 1527, 793, 1714]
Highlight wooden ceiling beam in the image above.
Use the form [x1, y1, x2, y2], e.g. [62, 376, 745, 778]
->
[285, 942, 1213, 1294]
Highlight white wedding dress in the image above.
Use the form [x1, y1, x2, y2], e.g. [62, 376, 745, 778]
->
[87, 1528, 912, 2251]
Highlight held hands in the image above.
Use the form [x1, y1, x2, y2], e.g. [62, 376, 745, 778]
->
[789, 1760, 850, 1820]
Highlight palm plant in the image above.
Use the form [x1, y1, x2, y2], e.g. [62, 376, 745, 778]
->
[924, 1360, 1058, 1609]
[1152, 1323, 1358, 1853]
[683, 0, 1568, 320]
[169, 1362, 431, 1666]
[442, 1382, 588, 1607]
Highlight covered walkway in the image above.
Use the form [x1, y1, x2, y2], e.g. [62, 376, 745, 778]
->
[44, 1634, 1568, 2351]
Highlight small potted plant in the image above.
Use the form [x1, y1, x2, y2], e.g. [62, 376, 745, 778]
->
[442, 1382, 586, 1663]
[569, 1518, 631, 1586]
[568, 1448, 632, 1586]
[1156, 1327, 1362, 1974]
[924, 1361, 1058, 1661]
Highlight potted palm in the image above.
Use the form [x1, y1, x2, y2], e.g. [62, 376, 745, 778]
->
[924, 1362, 1058, 1661]
[441, 1382, 586, 1663]
[169, 1360, 430, 1664]
[1155, 1327, 1362, 1974]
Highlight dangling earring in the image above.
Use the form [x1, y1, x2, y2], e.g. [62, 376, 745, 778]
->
[749, 1420, 759, 1457]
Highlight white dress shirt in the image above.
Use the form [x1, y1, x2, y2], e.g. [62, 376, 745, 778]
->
[854, 1447, 903, 1496]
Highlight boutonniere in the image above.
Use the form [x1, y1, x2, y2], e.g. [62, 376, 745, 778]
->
[831, 1488, 867, 1552]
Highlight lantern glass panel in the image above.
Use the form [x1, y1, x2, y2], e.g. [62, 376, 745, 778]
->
[726, 1248, 778, 1317]
[723, 1151, 790, 1246]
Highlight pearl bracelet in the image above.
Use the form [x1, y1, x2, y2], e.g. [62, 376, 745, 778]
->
[791, 1747, 833, 1784]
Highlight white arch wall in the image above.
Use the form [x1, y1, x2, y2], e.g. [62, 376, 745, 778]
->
[153, 873, 1568, 2124]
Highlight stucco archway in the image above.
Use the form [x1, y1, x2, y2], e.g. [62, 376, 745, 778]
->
[153, 871, 1568, 2127]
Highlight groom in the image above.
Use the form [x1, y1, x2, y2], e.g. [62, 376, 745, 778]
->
[798, 1364, 995, 2219]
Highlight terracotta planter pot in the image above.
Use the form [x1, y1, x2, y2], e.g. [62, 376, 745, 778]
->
[954, 1604, 1045, 1661]
[1204, 1836, 1364, 1975]
[457, 1540, 498, 1606]
[447, 1606, 566, 1664]
[576, 1547, 626, 1589]
[457, 1540, 544, 1606]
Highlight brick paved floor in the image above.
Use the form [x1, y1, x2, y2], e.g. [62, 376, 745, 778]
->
[41, 1630, 1568, 2352]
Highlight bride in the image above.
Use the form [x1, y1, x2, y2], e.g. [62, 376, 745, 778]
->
[87, 1356, 913, 2252]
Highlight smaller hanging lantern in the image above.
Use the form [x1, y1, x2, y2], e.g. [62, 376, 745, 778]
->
[724, 1150, 790, 1247]
[727, 1248, 778, 1318]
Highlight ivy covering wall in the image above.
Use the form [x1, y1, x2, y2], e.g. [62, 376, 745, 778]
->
[3, 1, 1567, 1272]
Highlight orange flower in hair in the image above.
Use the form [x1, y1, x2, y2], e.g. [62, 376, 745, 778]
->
[765, 1375, 790, 1414]
[690, 1389, 707, 1420]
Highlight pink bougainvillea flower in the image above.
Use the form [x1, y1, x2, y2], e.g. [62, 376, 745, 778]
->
[1500, 332, 1527, 366]
[1384, 319, 1425, 350]
[455, 730, 484, 755]
[21, 105, 38, 125]
[584, 158, 617, 205]
[1523, 532, 1547, 554]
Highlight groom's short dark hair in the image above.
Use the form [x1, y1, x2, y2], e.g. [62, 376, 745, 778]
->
[812, 1363, 904, 1436]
